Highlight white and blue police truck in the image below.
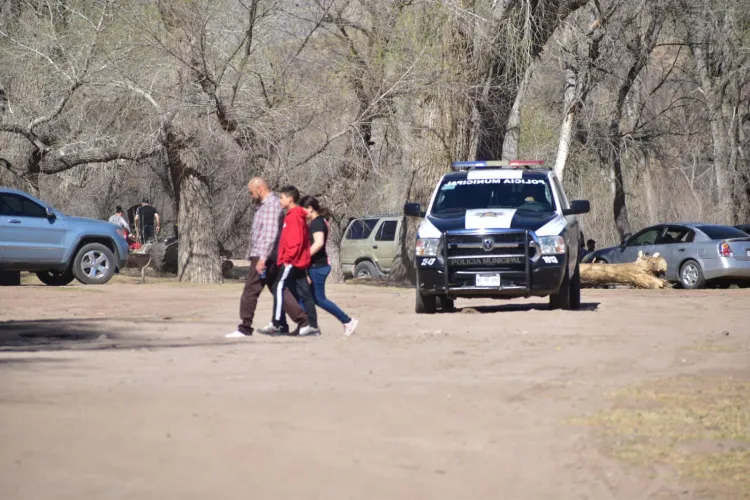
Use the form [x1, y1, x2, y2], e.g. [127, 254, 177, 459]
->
[404, 160, 590, 314]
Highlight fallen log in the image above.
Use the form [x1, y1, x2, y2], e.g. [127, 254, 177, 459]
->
[580, 251, 671, 289]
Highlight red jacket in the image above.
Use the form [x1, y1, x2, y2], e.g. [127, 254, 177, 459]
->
[277, 206, 311, 268]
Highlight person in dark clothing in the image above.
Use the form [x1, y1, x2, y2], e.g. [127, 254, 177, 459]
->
[273, 186, 319, 337]
[300, 196, 359, 336]
[134, 198, 160, 244]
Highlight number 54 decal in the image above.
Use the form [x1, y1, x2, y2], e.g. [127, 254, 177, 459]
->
[421, 258, 436, 266]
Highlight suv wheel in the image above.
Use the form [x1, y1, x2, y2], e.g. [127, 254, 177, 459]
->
[36, 270, 75, 286]
[354, 261, 378, 279]
[416, 290, 437, 314]
[73, 243, 116, 285]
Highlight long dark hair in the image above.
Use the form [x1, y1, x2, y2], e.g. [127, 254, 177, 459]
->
[299, 195, 330, 218]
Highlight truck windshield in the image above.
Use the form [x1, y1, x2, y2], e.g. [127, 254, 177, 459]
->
[431, 177, 556, 216]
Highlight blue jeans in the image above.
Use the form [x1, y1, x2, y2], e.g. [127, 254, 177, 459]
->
[308, 265, 351, 324]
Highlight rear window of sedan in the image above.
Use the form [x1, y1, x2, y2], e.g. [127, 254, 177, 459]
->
[697, 225, 750, 240]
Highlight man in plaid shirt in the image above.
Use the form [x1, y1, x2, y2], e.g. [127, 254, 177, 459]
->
[226, 177, 309, 338]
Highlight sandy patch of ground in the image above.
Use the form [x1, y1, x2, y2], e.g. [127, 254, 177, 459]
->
[1, 277, 748, 499]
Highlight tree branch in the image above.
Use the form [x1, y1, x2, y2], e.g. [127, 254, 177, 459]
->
[40, 144, 162, 175]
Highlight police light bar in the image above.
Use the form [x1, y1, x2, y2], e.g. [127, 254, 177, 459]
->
[451, 160, 546, 171]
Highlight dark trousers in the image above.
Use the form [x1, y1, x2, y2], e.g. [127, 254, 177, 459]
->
[274, 264, 318, 329]
[140, 225, 156, 244]
[238, 258, 309, 335]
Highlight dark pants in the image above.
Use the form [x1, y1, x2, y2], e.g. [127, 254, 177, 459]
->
[238, 258, 309, 335]
[308, 265, 351, 324]
[274, 264, 318, 329]
[140, 225, 156, 244]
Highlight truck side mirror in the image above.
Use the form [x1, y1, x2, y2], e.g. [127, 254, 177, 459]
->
[46, 207, 56, 219]
[562, 200, 590, 216]
[404, 202, 425, 218]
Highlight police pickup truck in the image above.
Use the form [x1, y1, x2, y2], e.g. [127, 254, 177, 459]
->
[404, 160, 590, 313]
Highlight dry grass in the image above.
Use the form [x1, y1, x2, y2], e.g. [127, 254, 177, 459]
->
[571, 377, 750, 497]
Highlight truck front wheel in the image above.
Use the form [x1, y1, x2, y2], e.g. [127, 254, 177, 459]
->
[550, 260, 581, 311]
[416, 290, 437, 314]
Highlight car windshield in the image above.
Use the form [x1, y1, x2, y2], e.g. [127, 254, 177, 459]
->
[697, 225, 750, 240]
[431, 176, 556, 216]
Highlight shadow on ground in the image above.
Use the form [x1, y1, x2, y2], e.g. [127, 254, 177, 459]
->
[454, 302, 600, 314]
[0, 318, 228, 353]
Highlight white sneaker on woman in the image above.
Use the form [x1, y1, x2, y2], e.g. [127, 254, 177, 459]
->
[344, 318, 359, 336]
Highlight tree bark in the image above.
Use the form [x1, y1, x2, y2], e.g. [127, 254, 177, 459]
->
[177, 169, 222, 284]
[581, 252, 669, 289]
[554, 58, 578, 181]
[501, 64, 534, 161]
[608, 10, 664, 240]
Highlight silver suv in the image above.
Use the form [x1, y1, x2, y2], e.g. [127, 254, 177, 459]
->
[0, 188, 129, 285]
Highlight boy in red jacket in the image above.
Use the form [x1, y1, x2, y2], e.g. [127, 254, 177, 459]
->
[274, 186, 320, 336]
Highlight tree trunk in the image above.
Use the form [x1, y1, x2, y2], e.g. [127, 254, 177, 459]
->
[554, 60, 578, 181]
[501, 64, 534, 161]
[327, 218, 345, 284]
[691, 34, 733, 222]
[581, 252, 669, 289]
[177, 170, 221, 283]
[642, 154, 658, 225]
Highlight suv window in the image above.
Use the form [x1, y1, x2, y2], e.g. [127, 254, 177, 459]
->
[627, 227, 662, 246]
[432, 176, 556, 216]
[659, 226, 695, 244]
[0, 193, 47, 218]
[375, 220, 398, 241]
[346, 218, 379, 240]
[697, 225, 749, 240]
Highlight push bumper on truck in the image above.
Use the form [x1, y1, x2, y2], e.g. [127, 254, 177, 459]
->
[416, 229, 567, 299]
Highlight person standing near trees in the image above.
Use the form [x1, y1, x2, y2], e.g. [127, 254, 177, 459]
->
[226, 178, 310, 338]
[134, 198, 160, 244]
[108, 206, 130, 232]
[299, 196, 359, 336]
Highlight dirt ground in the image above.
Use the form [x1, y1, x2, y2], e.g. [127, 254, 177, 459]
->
[1, 276, 748, 500]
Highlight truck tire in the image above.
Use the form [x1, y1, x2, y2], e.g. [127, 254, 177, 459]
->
[550, 260, 580, 310]
[36, 270, 75, 286]
[72, 243, 117, 285]
[416, 290, 437, 314]
[354, 261, 378, 278]
[570, 261, 581, 310]
[437, 295, 455, 311]
[0, 271, 22, 286]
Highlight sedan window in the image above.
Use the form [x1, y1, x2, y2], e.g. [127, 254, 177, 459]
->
[626, 228, 662, 247]
[697, 225, 749, 240]
[659, 227, 695, 244]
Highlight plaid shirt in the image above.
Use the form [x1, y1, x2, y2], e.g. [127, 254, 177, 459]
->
[246, 193, 281, 260]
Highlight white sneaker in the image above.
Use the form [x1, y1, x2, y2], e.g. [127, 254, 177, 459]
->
[225, 330, 249, 338]
[344, 318, 359, 336]
[298, 325, 321, 337]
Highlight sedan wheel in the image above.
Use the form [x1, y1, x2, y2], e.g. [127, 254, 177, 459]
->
[680, 260, 706, 290]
